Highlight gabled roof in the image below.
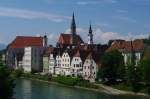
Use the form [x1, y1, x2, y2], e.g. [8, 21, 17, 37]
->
[63, 48, 77, 57]
[73, 50, 90, 62]
[58, 33, 84, 45]
[44, 47, 65, 57]
[107, 39, 145, 52]
[9, 36, 43, 49]
[86, 51, 102, 65]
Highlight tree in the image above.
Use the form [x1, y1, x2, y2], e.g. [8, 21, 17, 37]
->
[125, 43, 142, 92]
[0, 55, 15, 99]
[138, 59, 150, 94]
[139, 59, 150, 83]
[100, 50, 125, 84]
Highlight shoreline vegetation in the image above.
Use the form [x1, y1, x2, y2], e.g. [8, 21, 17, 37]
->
[12, 71, 150, 97]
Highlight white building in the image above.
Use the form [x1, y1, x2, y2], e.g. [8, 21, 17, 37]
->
[23, 46, 43, 72]
[49, 54, 56, 74]
[71, 50, 88, 77]
[23, 47, 32, 72]
[82, 52, 101, 82]
[55, 53, 61, 75]
[60, 50, 75, 76]
[107, 39, 145, 66]
[6, 36, 47, 71]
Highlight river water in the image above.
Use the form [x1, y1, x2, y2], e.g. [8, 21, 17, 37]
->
[14, 79, 149, 99]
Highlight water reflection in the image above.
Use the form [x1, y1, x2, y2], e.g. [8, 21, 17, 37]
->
[14, 79, 150, 99]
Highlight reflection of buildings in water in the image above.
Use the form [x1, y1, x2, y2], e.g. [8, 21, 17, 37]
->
[21, 79, 32, 99]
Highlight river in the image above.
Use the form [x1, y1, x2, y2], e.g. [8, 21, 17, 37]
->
[14, 79, 149, 99]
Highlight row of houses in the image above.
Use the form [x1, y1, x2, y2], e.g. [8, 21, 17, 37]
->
[4, 13, 150, 82]
[43, 46, 104, 82]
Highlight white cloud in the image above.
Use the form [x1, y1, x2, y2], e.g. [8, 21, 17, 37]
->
[0, 7, 70, 22]
[77, 0, 117, 5]
[77, 1, 99, 5]
[66, 27, 149, 44]
[112, 15, 136, 23]
[47, 34, 59, 45]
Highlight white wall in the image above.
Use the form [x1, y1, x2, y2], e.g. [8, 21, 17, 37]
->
[23, 47, 32, 72]
[49, 54, 55, 74]
[61, 52, 71, 76]
[71, 57, 82, 77]
[55, 55, 61, 75]
[83, 59, 97, 81]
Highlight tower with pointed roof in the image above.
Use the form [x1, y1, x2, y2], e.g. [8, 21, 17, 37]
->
[71, 13, 77, 45]
[88, 24, 93, 44]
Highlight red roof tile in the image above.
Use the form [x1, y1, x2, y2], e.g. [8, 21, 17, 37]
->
[107, 39, 145, 52]
[58, 33, 84, 45]
[9, 36, 43, 48]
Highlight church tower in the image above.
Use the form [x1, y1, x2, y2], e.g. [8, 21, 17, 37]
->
[71, 13, 77, 45]
[88, 24, 93, 44]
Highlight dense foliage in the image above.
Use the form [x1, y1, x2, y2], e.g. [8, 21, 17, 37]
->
[0, 55, 15, 99]
[140, 59, 150, 83]
[52, 75, 81, 86]
[99, 50, 125, 84]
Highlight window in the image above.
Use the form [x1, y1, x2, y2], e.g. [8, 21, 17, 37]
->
[86, 61, 88, 63]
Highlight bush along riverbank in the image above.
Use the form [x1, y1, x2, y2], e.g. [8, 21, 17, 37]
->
[19, 72, 99, 89]
[12, 70, 150, 97]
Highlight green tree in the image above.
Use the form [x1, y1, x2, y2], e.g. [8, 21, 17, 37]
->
[138, 59, 150, 94]
[100, 50, 125, 84]
[0, 55, 15, 99]
[126, 48, 142, 92]
[139, 59, 150, 83]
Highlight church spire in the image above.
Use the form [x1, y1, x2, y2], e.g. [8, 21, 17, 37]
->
[88, 23, 93, 44]
[71, 12, 77, 45]
[71, 12, 76, 35]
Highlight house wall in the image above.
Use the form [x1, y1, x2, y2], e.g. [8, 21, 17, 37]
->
[6, 48, 24, 69]
[23, 47, 43, 73]
[55, 55, 61, 75]
[43, 56, 49, 73]
[71, 57, 82, 77]
[83, 59, 97, 82]
[49, 54, 55, 74]
[61, 52, 71, 76]
[123, 52, 142, 66]
[23, 47, 32, 72]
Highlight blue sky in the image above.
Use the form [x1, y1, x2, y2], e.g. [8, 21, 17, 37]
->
[0, 0, 150, 45]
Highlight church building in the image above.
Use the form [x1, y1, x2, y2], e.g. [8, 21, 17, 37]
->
[57, 13, 84, 48]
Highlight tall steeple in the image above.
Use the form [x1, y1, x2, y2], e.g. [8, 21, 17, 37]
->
[71, 13, 77, 45]
[88, 23, 93, 44]
[71, 12, 76, 35]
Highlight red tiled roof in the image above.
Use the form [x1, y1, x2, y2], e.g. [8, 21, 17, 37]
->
[107, 39, 145, 52]
[58, 33, 84, 45]
[9, 36, 43, 48]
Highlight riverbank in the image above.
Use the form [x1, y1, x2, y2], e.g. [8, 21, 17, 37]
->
[20, 75, 150, 97]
